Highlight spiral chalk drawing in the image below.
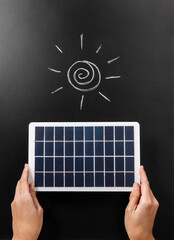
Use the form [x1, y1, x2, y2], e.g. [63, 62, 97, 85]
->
[67, 60, 101, 92]
[48, 34, 121, 110]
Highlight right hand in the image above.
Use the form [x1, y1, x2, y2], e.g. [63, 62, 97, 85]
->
[124, 166, 159, 240]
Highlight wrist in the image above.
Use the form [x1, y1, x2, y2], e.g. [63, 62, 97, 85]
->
[130, 235, 155, 240]
[12, 235, 37, 240]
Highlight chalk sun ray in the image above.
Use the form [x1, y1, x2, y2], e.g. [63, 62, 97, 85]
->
[96, 44, 102, 54]
[107, 56, 120, 64]
[98, 92, 111, 102]
[105, 76, 121, 80]
[51, 86, 63, 95]
[80, 95, 84, 110]
[48, 67, 61, 73]
[80, 33, 84, 50]
[55, 45, 63, 54]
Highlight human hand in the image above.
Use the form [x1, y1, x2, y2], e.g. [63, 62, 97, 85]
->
[11, 164, 43, 240]
[124, 166, 159, 240]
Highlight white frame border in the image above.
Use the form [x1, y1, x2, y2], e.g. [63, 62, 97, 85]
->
[28, 122, 140, 192]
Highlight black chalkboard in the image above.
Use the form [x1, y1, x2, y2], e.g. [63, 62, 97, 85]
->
[0, 0, 173, 239]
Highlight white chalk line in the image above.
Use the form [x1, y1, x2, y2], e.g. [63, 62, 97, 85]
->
[107, 56, 120, 64]
[55, 45, 63, 54]
[51, 87, 63, 94]
[96, 44, 102, 54]
[67, 60, 101, 92]
[98, 92, 111, 102]
[80, 34, 83, 50]
[80, 95, 84, 110]
[73, 62, 94, 86]
[48, 67, 61, 73]
[105, 76, 121, 79]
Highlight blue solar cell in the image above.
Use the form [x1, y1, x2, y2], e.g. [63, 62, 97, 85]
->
[125, 142, 134, 155]
[65, 157, 73, 171]
[95, 173, 104, 187]
[55, 157, 63, 171]
[75, 173, 84, 187]
[45, 157, 53, 171]
[55, 173, 63, 187]
[116, 173, 124, 187]
[115, 157, 124, 171]
[105, 157, 114, 171]
[115, 142, 124, 155]
[85, 142, 93, 156]
[95, 157, 104, 171]
[65, 127, 73, 140]
[115, 127, 123, 140]
[35, 142, 43, 156]
[105, 173, 114, 187]
[105, 142, 114, 155]
[95, 127, 103, 140]
[65, 173, 73, 187]
[95, 142, 103, 155]
[75, 142, 83, 156]
[75, 157, 83, 171]
[35, 127, 44, 140]
[85, 173, 94, 187]
[85, 127, 93, 140]
[35, 157, 43, 171]
[55, 142, 63, 156]
[65, 142, 73, 156]
[55, 127, 63, 140]
[126, 157, 134, 171]
[125, 127, 134, 140]
[45, 142, 53, 156]
[126, 173, 134, 187]
[35, 173, 43, 187]
[45, 127, 54, 140]
[45, 173, 53, 187]
[85, 157, 93, 171]
[75, 127, 83, 140]
[105, 126, 113, 140]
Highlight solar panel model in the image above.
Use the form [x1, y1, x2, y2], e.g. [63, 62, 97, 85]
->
[28, 122, 140, 191]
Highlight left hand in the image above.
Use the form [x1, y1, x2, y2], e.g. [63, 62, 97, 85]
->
[11, 164, 43, 240]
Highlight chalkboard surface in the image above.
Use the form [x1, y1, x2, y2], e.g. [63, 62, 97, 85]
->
[0, 0, 173, 239]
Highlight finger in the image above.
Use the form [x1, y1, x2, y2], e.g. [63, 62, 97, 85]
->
[20, 164, 29, 182]
[140, 165, 151, 199]
[126, 183, 141, 212]
[20, 164, 29, 193]
[29, 183, 42, 210]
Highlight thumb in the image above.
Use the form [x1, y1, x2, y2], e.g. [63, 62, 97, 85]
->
[29, 183, 42, 210]
[126, 183, 141, 212]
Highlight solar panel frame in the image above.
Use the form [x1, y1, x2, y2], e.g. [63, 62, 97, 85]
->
[28, 122, 140, 192]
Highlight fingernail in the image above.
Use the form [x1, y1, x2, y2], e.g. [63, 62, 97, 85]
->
[133, 183, 139, 191]
[25, 163, 28, 168]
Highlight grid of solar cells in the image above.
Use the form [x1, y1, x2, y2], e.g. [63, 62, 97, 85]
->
[34, 125, 135, 188]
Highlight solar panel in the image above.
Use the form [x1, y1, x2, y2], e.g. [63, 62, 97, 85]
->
[28, 122, 140, 191]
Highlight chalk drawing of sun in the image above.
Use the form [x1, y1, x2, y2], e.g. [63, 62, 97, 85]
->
[48, 34, 121, 110]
